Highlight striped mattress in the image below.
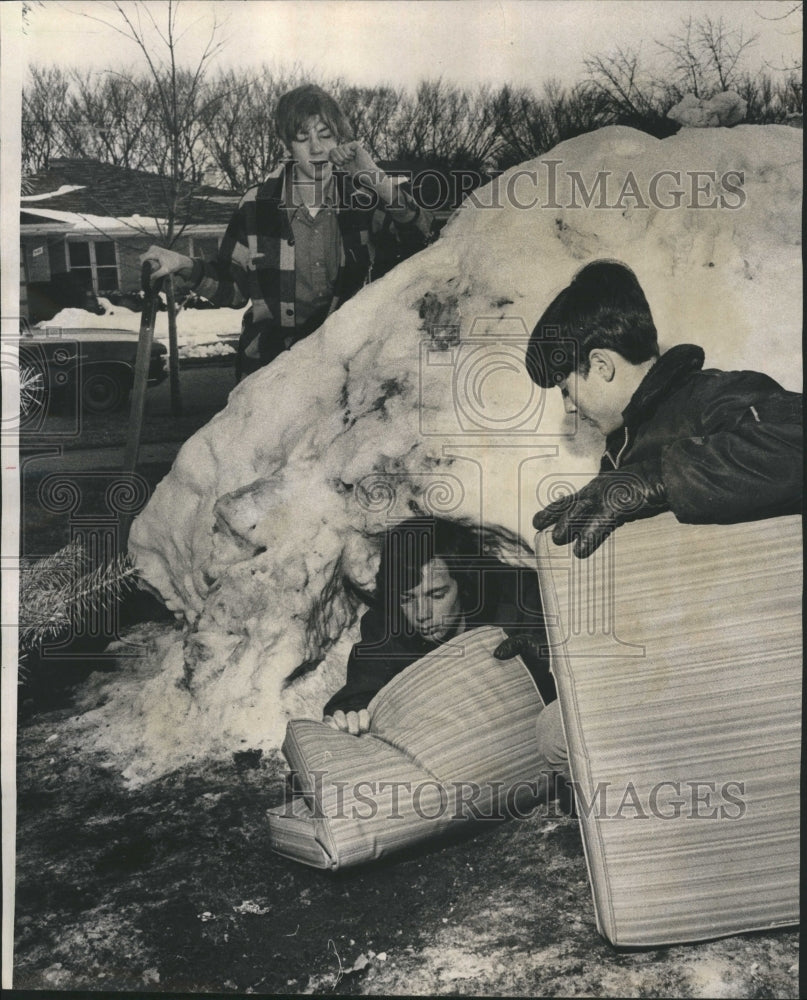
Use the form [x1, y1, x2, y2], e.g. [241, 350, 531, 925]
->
[535, 512, 802, 946]
[267, 626, 545, 869]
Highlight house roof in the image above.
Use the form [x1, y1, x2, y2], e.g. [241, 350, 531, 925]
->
[21, 159, 239, 229]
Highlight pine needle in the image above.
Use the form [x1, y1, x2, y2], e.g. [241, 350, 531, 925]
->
[19, 539, 137, 655]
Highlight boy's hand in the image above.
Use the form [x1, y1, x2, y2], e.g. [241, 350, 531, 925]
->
[329, 140, 381, 179]
[330, 142, 417, 217]
[140, 245, 194, 282]
[533, 461, 669, 558]
[493, 632, 544, 662]
[323, 709, 371, 736]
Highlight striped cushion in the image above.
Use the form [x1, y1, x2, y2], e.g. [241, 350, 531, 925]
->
[267, 626, 545, 869]
[535, 512, 802, 946]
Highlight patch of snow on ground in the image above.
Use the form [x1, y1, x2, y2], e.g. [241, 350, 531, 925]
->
[40, 298, 246, 350]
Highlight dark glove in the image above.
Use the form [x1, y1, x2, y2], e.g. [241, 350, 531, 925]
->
[493, 631, 544, 662]
[533, 461, 669, 558]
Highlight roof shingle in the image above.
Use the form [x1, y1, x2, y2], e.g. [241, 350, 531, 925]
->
[22, 159, 239, 226]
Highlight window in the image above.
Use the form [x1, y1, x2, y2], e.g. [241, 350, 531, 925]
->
[68, 240, 119, 293]
[68, 241, 92, 291]
[94, 241, 118, 291]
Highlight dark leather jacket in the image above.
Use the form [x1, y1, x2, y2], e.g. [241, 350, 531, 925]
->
[602, 344, 802, 524]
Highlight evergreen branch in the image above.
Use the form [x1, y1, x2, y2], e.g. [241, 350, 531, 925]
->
[19, 541, 137, 653]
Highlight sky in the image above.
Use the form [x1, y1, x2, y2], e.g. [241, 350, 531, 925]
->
[16, 0, 804, 92]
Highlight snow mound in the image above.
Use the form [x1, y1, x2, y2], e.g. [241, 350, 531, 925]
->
[668, 91, 747, 128]
[89, 125, 800, 783]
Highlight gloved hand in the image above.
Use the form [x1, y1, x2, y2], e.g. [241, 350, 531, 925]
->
[533, 460, 669, 558]
[493, 631, 545, 662]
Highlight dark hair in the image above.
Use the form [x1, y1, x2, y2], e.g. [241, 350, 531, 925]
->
[366, 516, 528, 637]
[525, 261, 659, 388]
[275, 84, 354, 148]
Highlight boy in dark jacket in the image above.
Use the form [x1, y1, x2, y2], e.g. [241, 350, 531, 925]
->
[323, 517, 555, 735]
[524, 259, 802, 790]
[526, 260, 802, 559]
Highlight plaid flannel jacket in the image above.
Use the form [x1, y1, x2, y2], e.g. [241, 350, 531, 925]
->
[190, 161, 432, 356]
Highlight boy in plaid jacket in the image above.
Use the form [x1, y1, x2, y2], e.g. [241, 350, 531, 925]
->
[143, 85, 433, 377]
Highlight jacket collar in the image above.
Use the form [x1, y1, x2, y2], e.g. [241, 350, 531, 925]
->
[603, 344, 705, 459]
[255, 162, 290, 201]
[620, 344, 704, 426]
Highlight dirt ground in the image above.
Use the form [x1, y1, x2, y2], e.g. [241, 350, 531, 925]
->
[12, 641, 800, 998]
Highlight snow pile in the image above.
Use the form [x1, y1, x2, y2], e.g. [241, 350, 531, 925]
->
[82, 125, 800, 783]
[178, 341, 236, 359]
[668, 91, 747, 128]
[41, 297, 245, 351]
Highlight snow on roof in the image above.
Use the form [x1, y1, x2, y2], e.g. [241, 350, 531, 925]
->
[20, 205, 167, 233]
[20, 184, 87, 202]
[23, 159, 237, 225]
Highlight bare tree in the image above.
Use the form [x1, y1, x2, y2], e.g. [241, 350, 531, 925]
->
[584, 46, 667, 124]
[389, 79, 500, 171]
[582, 14, 767, 134]
[656, 15, 758, 98]
[196, 68, 254, 189]
[336, 82, 406, 162]
[757, 2, 803, 72]
[66, 0, 228, 416]
[199, 63, 309, 189]
[492, 79, 610, 168]
[21, 66, 72, 172]
[449, 84, 501, 169]
[55, 69, 159, 171]
[780, 68, 803, 113]
[736, 67, 803, 121]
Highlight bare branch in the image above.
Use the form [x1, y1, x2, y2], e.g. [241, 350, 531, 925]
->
[756, 1, 802, 22]
[656, 13, 758, 97]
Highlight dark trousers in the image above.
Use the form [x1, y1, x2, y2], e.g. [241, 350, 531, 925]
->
[235, 310, 328, 381]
